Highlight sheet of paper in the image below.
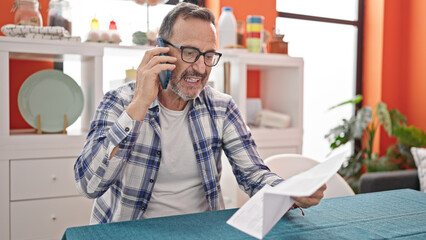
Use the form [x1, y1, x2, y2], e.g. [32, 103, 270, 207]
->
[226, 184, 272, 239]
[266, 152, 346, 197]
[227, 152, 346, 239]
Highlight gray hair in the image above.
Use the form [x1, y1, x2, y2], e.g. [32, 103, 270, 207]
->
[159, 2, 216, 40]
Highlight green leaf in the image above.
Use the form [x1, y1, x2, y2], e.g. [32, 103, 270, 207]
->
[389, 109, 407, 131]
[328, 94, 363, 111]
[365, 155, 399, 172]
[393, 126, 426, 147]
[353, 107, 372, 139]
[325, 119, 353, 149]
[376, 102, 392, 135]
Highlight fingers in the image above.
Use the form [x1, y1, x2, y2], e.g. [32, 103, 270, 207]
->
[138, 46, 175, 67]
[136, 47, 177, 80]
[292, 197, 321, 209]
[142, 55, 177, 73]
[291, 184, 327, 209]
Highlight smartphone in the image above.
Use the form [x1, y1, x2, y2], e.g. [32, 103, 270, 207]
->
[156, 37, 171, 89]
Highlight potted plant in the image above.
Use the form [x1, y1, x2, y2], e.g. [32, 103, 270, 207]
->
[325, 95, 426, 192]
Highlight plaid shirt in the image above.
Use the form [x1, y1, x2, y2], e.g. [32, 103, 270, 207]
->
[74, 83, 283, 224]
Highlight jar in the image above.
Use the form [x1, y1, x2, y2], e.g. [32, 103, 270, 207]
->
[48, 0, 72, 34]
[13, 0, 43, 26]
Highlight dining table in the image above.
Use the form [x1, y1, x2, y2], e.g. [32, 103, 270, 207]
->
[62, 189, 426, 239]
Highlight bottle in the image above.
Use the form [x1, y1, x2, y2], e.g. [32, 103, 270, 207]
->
[48, 0, 72, 34]
[13, 0, 43, 27]
[218, 7, 237, 49]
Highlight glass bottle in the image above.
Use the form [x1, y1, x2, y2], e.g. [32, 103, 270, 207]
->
[13, 0, 43, 27]
[47, 0, 72, 34]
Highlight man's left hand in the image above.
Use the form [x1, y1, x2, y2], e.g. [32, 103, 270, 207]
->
[291, 184, 327, 208]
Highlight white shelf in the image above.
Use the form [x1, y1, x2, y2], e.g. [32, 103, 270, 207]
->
[209, 51, 304, 158]
[0, 37, 154, 139]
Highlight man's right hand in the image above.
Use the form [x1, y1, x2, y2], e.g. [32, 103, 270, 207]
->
[126, 46, 177, 121]
[110, 47, 176, 159]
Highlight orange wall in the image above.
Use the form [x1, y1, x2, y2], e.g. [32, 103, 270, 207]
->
[363, 0, 384, 153]
[364, 0, 426, 154]
[406, 0, 426, 133]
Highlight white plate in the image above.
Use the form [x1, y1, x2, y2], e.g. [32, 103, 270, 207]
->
[18, 69, 84, 133]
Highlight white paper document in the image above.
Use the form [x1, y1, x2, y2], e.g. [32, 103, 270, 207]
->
[227, 152, 346, 239]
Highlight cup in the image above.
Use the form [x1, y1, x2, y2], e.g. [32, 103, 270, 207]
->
[246, 15, 264, 53]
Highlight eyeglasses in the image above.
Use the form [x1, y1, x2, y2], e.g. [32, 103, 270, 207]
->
[163, 40, 222, 67]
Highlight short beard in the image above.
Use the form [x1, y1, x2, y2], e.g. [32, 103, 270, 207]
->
[170, 83, 194, 101]
[169, 70, 207, 101]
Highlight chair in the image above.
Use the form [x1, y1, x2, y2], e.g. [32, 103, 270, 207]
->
[358, 170, 420, 193]
[236, 154, 355, 207]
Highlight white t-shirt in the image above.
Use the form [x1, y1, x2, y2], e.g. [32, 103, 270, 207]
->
[142, 102, 210, 219]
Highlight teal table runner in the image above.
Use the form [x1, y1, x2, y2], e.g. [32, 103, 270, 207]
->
[62, 189, 426, 239]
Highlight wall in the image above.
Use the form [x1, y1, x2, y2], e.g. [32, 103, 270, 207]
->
[364, 0, 426, 154]
[405, 0, 426, 134]
[362, 0, 384, 153]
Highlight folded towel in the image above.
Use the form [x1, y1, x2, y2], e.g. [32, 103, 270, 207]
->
[1, 24, 81, 42]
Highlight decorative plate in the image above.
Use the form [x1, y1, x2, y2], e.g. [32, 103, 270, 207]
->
[18, 69, 84, 133]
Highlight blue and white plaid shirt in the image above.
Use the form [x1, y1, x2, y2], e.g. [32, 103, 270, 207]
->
[74, 83, 283, 224]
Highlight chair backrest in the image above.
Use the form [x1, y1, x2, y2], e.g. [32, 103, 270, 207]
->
[236, 154, 355, 207]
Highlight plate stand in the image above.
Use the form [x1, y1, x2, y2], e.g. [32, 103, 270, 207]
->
[36, 114, 68, 134]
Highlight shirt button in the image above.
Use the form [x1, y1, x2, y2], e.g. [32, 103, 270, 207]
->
[141, 207, 146, 211]
[156, 151, 161, 156]
[149, 179, 154, 183]
[125, 127, 130, 132]
[123, 140, 127, 143]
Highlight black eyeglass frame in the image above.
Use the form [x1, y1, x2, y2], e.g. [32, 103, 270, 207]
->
[162, 40, 222, 67]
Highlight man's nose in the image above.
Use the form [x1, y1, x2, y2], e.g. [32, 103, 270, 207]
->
[192, 55, 206, 73]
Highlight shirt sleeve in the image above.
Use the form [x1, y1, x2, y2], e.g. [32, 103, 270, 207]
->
[222, 98, 283, 197]
[74, 90, 142, 199]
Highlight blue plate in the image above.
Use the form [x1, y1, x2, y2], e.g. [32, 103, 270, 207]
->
[18, 69, 84, 133]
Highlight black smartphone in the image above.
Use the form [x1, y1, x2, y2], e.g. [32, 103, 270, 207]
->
[156, 37, 171, 89]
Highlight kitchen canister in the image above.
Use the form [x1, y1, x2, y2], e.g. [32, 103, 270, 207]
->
[48, 0, 72, 34]
[246, 15, 264, 53]
[13, 0, 43, 26]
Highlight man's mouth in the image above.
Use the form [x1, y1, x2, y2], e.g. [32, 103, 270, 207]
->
[185, 77, 200, 83]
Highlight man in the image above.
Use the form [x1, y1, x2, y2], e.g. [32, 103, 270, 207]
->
[74, 3, 326, 224]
